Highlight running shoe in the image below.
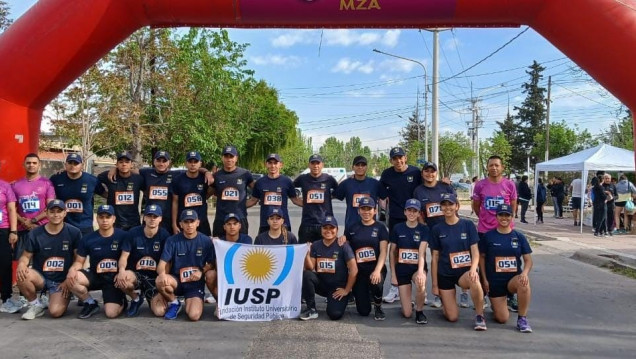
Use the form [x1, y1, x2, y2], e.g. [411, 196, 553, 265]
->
[126, 297, 144, 317]
[507, 295, 518, 312]
[21, 303, 45, 320]
[382, 286, 399, 303]
[424, 292, 429, 306]
[374, 305, 386, 321]
[431, 296, 442, 308]
[415, 311, 428, 325]
[484, 295, 491, 309]
[474, 314, 487, 331]
[459, 292, 470, 308]
[517, 316, 533, 333]
[78, 302, 100, 319]
[0, 297, 27, 314]
[299, 307, 318, 321]
[40, 293, 49, 309]
[164, 301, 182, 320]
[204, 294, 216, 304]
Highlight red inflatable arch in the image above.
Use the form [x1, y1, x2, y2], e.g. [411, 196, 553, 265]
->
[1, 0, 635, 180]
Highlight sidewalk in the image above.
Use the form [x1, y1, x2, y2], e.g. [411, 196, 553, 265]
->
[458, 207, 636, 270]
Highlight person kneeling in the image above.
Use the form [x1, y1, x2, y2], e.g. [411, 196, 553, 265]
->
[430, 194, 487, 331]
[479, 204, 534, 333]
[300, 216, 357, 321]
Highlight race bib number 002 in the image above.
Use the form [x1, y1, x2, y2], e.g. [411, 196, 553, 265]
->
[43, 257, 65, 272]
[96, 259, 118, 273]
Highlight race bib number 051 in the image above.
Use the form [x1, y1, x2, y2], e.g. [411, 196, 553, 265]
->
[306, 190, 325, 204]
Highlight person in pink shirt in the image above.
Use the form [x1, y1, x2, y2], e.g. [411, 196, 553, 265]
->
[0, 168, 19, 312]
[11, 153, 56, 260]
[471, 155, 518, 311]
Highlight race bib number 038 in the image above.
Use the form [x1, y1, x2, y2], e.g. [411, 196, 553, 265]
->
[316, 258, 336, 273]
[263, 191, 283, 206]
[449, 251, 471, 269]
[495, 256, 518, 273]
[398, 248, 418, 264]
[355, 247, 376, 263]
[43, 257, 65, 272]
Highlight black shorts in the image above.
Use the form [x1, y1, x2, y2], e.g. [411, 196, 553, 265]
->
[134, 272, 158, 301]
[437, 270, 468, 291]
[171, 275, 205, 300]
[571, 197, 582, 210]
[397, 270, 418, 287]
[81, 269, 125, 304]
[488, 279, 514, 298]
[615, 201, 626, 208]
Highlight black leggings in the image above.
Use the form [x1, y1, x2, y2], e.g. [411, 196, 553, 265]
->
[593, 204, 607, 234]
[0, 229, 13, 302]
[556, 195, 565, 217]
[520, 200, 530, 221]
[352, 267, 386, 316]
[302, 270, 348, 320]
[536, 201, 545, 221]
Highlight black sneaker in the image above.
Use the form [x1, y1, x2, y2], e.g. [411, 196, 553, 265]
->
[127, 297, 142, 317]
[299, 307, 318, 321]
[415, 311, 428, 325]
[374, 306, 386, 321]
[78, 302, 100, 319]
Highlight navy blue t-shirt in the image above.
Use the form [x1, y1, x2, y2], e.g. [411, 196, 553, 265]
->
[389, 222, 429, 277]
[251, 175, 297, 228]
[171, 172, 209, 223]
[310, 240, 355, 288]
[212, 167, 254, 221]
[50, 172, 105, 230]
[333, 176, 387, 231]
[429, 219, 479, 277]
[379, 165, 422, 221]
[293, 173, 339, 226]
[121, 225, 170, 278]
[479, 229, 532, 282]
[78, 228, 128, 281]
[412, 182, 456, 229]
[25, 224, 82, 282]
[254, 231, 298, 245]
[140, 168, 185, 224]
[98, 171, 145, 229]
[161, 232, 214, 284]
[346, 221, 389, 273]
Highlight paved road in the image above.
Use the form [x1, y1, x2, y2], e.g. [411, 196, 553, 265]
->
[1, 202, 635, 358]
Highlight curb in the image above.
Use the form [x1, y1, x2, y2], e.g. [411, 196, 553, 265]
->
[571, 250, 636, 272]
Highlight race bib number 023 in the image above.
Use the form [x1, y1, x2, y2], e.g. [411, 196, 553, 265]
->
[398, 248, 418, 264]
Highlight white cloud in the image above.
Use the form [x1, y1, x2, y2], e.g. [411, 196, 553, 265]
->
[271, 29, 401, 48]
[250, 54, 302, 67]
[331, 58, 375, 74]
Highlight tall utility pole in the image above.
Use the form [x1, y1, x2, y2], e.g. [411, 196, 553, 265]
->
[545, 75, 552, 161]
[431, 29, 441, 167]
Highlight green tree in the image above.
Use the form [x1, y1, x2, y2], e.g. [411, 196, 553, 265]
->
[369, 153, 390, 177]
[438, 132, 473, 178]
[599, 108, 633, 150]
[510, 61, 547, 172]
[534, 120, 596, 160]
[279, 129, 313, 177]
[319, 137, 346, 167]
[343, 137, 372, 168]
[0, 1, 11, 32]
[398, 109, 426, 164]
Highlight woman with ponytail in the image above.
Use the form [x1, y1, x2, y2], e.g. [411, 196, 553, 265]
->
[254, 207, 298, 245]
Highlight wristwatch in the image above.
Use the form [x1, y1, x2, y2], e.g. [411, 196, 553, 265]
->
[9, 230, 17, 235]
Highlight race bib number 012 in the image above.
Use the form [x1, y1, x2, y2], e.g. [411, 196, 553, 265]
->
[115, 191, 134, 205]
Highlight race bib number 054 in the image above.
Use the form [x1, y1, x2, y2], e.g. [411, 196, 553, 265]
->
[495, 256, 518, 273]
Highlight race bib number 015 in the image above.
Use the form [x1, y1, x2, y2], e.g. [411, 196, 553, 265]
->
[398, 248, 418, 264]
[449, 251, 471, 269]
[495, 256, 518, 273]
[316, 258, 336, 273]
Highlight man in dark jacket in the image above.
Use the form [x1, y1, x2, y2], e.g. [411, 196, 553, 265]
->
[518, 176, 532, 223]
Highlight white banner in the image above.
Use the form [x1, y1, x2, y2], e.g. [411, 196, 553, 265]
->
[213, 239, 308, 321]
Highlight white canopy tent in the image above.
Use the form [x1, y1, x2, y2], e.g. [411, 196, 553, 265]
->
[534, 144, 635, 233]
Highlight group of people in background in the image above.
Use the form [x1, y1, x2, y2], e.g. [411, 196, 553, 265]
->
[0, 147, 536, 333]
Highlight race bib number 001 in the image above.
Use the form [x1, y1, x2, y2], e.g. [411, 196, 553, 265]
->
[398, 248, 418, 264]
[43, 257, 65, 272]
[65, 199, 83, 213]
[355, 247, 376, 263]
[495, 256, 518, 273]
[449, 251, 471, 269]
[316, 258, 336, 273]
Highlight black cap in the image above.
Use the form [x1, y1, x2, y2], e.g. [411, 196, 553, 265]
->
[154, 151, 171, 161]
[117, 151, 132, 161]
[309, 154, 323, 163]
[352, 156, 368, 166]
[390, 147, 406, 158]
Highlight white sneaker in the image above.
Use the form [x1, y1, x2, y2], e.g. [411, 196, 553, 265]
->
[459, 292, 470, 308]
[0, 297, 26, 314]
[382, 286, 400, 303]
[40, 294, 49, 309]
[21, 304, 45, 320]
[204, 294, 216, 304]
[424, 292, 429, 306]
[431, 296, 442, 308]
[483, 295, 491, 309]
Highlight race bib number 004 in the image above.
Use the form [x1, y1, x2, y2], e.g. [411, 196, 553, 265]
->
[96, 259, 118, 273]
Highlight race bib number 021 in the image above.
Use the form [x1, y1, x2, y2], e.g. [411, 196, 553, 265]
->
[449, 251, 471, 269]
[221, 187, 240, 201]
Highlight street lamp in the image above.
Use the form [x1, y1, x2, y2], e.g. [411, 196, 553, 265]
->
[373, 49, 429, 162]
[470, 83, 505, 178]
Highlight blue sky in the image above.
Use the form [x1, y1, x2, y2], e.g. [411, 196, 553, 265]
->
[7, 1, 622, 158]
